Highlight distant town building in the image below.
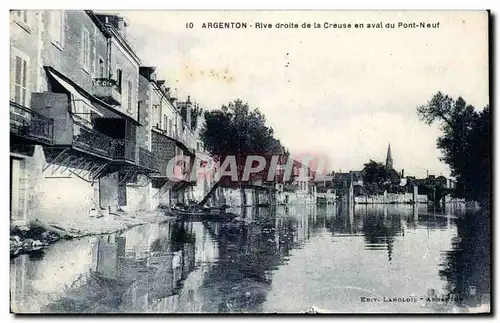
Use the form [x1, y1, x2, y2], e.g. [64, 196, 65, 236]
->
[385, 143, 393, 170]
[382, 143, 403, 191]
[313, 174, 334, 193]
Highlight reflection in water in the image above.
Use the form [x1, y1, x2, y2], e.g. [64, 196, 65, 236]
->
[439, 209, 490, 310]
[360, 206, 399, 262]
[10, 203, 489, 313]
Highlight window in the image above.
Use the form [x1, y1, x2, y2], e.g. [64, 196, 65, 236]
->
[50, 11, 65, 48]
[10, 49, 29, 106]
[12, 10, 30, 29]
[81, 28, 91, 72]
[92, 31, 96, 76]
[152, 104, 161, 128]
[169, 119, 173, 137]
[126, 80, 133, 113]
[164, 115, 168, 133]
[97, 57, 104, 78]
[15, 10, 28, 23]
[115, 68, 123, 89]
[12, 10, 30, 33]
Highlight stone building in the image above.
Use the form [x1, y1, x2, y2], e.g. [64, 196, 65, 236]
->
[9, 10, 317, 230]
[9, 10, 158, 227]
[138, 66, 201, 208]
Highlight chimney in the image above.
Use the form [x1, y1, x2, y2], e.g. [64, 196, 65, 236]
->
[117, 16, 128, 40]
[156, 80, 167, 95]
[97, 14, 128, 40]
[139, 66, 156, 80]
[401, 169, 404, 177]
[187, 95, 191, 103]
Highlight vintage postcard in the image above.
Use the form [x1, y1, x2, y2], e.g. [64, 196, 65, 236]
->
[9, 10, 490, 314]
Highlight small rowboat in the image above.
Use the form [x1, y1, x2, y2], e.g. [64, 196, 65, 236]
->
[170, 209, 239, 222]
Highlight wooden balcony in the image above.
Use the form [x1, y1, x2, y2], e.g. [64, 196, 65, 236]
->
[113, 139, 136, 162]
[137, 147, 160, 172]
[72, 119, 115, 159]
[92, 78, 121, 106]
[10, 101, 54, 145]
[111, 139, 159, 173]
[151, 126, 194, 156]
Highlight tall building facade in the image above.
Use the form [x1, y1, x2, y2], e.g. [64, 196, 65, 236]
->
[8, 10, 174, 226]
[9, 10, 315, 229]
[138, 66, 203, 208]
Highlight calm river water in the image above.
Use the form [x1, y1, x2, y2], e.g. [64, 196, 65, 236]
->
[10, 204, 490, 314]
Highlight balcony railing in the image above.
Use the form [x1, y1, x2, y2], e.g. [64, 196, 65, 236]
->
[73, 121, 114, 159]
[137, 147, 160, 171]
[93, 78, 121, 91]
[92, 78, 121, 105]
[113, 139, 137, 162]
[10, 101, 54, 144]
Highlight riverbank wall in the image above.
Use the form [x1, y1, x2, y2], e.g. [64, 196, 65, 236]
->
[354, 193, 416, 204]
[209, 187, 315, 207]
[354, 193, 466, 205]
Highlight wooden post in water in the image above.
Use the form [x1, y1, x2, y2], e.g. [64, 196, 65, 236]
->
[197, 181, 221, 207]
[349, 172, 354, 206]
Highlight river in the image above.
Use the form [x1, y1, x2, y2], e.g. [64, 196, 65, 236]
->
[10, 204, 490, 314]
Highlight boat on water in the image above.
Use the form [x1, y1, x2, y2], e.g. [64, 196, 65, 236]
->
[167, 207, 240, 222]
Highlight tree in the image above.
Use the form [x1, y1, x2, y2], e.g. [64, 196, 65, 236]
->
[462, 105, 490, 204]
[200, 99, 286, 191]
[201, 99, 284, 157]
[417, 92, 490, 204]
[362, 160, 389, 195]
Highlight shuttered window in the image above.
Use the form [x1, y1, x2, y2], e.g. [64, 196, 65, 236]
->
[81, 28, 91, 71]
[127, 80, 133, 113]
[50, 11, 65, 47]
[10, 50, 28, 106]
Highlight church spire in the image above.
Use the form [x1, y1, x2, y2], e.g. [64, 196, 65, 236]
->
[386, 143, 393, 169]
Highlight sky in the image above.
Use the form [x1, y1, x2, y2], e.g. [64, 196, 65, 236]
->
[115, 10, 489, 178]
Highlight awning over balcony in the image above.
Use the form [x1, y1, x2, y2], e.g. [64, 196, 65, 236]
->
[45, 66, 141, 126]
[177, 142, 196, 158]
[47, 70, 104, 117]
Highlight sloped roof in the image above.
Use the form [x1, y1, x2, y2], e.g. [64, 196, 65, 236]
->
[332, 173, 351, 180]
[388, 168, 400, 182]
[313, 175, 333, 182]
[351, 171, 363, 182]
